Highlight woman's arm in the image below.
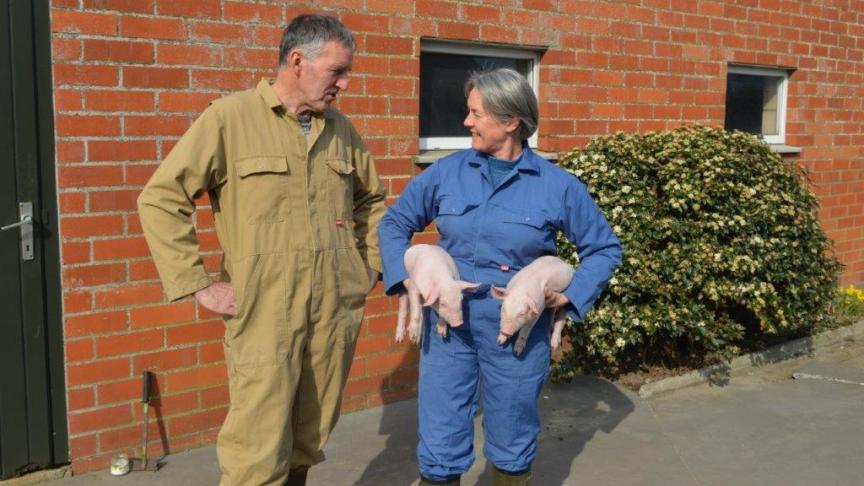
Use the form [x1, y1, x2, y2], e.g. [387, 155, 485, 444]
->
[378, 163, 441, 295]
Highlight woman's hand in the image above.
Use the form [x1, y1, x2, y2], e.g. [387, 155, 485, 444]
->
[544, 286, 570, 309]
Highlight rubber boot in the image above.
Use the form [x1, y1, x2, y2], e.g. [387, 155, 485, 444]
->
[493, 467, 530, 486]
[419, 474, 460, 485]
[284, 467, 308, 486]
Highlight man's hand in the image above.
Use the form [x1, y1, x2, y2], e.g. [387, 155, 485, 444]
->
[195, 282, 237, 316]
[366, 267, 380, 293]
[544, 286, 570, 309]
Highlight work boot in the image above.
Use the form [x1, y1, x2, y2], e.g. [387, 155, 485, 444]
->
[419, 474, 460, 485]
[284, 467, 308, 486]
[493, 467, 530, 486]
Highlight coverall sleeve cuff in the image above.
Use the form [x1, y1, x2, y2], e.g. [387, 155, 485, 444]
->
[165, 274, 212, 302]
[562, 280, 587, 323]
[383, 264, 409, 296]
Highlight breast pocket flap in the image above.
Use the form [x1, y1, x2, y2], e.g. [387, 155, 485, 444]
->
[438, 197, 475, 216]
[325, 158, 356, 175]
[235, 156, 288, 178]
[499, 208, 546, 229]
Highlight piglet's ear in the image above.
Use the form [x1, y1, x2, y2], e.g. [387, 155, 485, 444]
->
[490, 286, 508, 300]
[458, 281, 481, 293]
[423, 286, 440, 306]
[527, 300, 540, 317]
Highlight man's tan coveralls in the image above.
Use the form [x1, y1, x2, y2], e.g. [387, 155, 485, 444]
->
[137, 79, 387, 485]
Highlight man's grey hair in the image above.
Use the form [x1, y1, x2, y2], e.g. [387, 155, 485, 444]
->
[464, 68, 538, 141]
[279, 14, 355, 66]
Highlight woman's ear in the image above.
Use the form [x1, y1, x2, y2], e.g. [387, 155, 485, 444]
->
[504, 116, 520, 134]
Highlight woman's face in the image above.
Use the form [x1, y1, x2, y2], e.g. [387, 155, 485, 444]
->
[463, 88, 517, 157]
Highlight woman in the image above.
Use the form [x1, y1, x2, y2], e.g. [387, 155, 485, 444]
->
[378, 68, 622, 485]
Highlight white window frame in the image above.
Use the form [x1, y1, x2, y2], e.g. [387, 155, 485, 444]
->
[419, 40, 541, 151]
[726, 65, 789, 145]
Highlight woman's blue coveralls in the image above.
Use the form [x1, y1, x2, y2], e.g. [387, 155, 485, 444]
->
[378, 147, 622, 481]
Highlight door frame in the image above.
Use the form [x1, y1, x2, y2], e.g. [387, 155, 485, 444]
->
[0, 0, 68, 477]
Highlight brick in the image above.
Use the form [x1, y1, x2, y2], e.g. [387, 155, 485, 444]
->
[54, 89, 81, 111]
[365, 35, 413, 55]
[125, 115, 191, 136]
[83, 0, 155, 13]
[355, 334, 392, 357]
[95, 329, 163, 358]
[64, 288, 92, 312]
[366, 349, 417, 374]
[366, 0, 413, 14]
[59, 166, 123, 188]
[123, 67, 188, 88]
[166, 364, 227, 392]
[56, 115, 120, 137]
[95, 284, 164, 309]
[120, 16, 186, 40]
[62, 262, 126, 287]
[224, 1, 281, 22]
[166, 407, 227, 436]
[89, 140, 156, 162]
[98, 424, 149, 451]
[191, 69, 254, 91]
[64, 312, 128, 338]
[67, 388, 95, 411]
[149, 391, 200, 416]
[51, 11, 118, 36]
[70, 435, 98, 458]
[84, 90, 154, 112]
[157, 44, 222, 66]
[159, 92, 220, 113]
[83, 39, 154, 64]
[54, 64, 118, 86]
[130, 260, 159, 281]
[190, 22, 251, 44]
[156, 0, 220, 18]
[367, 77, 413, 97]
[97, 378, 143, 404]
[68, 404, 132, 434]
[68, 359, 130, 386]
[417, 0, 457, 18]
[132, 348, 197, 373]
[439, 22, 479, 41]
[341, 13, 389, 33]
[201, 386, 229, 407]
[125, 164, 158, 185]
[93, 237, 151, 260]
[66, 338, 94, 362]
[166, 321, 224, 345]
[462, 4, 500, 22]
[344, 374, 387, 396]
[63, 242, 91, 264]
[199, 342, 224, 363]
[52, 38, 81, 61]
[224, 47, 273, 69]
[130, 302, 196, 328]
[56, 141, 85, 163]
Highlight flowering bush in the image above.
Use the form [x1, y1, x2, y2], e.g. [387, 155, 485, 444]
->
[834, 285, 864, 327]
[553, 126, 842, 377]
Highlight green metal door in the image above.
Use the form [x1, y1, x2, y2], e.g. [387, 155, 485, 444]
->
[0, 0, 68, 479]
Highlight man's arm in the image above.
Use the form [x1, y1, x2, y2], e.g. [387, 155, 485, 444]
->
[137, 105, 228, 302]
[348, 124, 387, 280]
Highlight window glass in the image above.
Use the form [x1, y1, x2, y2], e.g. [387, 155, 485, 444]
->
[420, 52, 532, 138]
[725, 73, 784, 137]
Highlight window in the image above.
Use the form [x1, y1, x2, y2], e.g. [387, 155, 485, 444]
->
[419, 40, 540, 151]
[724, 65, 790, 145]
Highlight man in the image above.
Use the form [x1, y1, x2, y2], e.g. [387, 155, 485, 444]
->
[137, 15, 386, 486]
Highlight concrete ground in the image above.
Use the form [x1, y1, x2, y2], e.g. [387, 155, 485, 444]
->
[44, 339, 864, 486]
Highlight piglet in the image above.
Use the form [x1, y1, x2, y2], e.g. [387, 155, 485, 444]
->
[396, 244, 480, 344]
[491, 255, 574, 355]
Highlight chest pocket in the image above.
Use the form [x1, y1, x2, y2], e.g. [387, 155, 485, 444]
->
[325, 158, 355, 219]
[491, 204, 553, 259]
[235, 156, 290, 224]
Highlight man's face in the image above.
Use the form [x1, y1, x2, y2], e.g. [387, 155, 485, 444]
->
[297, 41, 353, 113]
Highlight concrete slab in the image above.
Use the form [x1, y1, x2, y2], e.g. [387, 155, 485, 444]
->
[40, 340, 864, 486]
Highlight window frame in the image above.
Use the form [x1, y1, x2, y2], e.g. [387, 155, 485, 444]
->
[726, 65, 790, 146]
[419, 40, 541, 151]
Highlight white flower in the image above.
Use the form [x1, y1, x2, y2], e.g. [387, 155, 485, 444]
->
[615, 337, 626, 348]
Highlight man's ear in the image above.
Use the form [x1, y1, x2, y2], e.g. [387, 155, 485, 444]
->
[288, 49, 304, 74]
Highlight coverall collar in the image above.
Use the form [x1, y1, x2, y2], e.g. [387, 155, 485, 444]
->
[255, 78, 334, 120]
[467, 144, 542, 175]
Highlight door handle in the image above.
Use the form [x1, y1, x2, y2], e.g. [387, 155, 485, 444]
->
[1, 202, 34, 260]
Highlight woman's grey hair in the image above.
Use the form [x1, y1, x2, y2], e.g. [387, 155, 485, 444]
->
[279, 14, 355, 66]
[464, 68, 538, 141]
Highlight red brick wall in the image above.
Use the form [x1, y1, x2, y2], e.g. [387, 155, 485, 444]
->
[50, 0, 864, 473]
